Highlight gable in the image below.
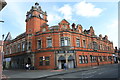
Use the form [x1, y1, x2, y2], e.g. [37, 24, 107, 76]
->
[59, 19, 70, 25]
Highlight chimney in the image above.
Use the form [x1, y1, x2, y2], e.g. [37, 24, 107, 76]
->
[72, 23, 76, 29]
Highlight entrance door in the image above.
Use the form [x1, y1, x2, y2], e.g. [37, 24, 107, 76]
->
[58, 56, 66, 69]
[68, 60, 74, 68]
[68, 55, 74, 68]
[61, 60, 66, 69]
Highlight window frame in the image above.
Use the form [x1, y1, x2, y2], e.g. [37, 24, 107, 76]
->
[76, 38, 80, 47]
[47, 38, 52, 48]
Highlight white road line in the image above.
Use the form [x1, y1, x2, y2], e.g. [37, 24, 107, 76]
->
[98, 72, 104, 75]
[85, 75, 94, 78]
[82, 71, 97, 75]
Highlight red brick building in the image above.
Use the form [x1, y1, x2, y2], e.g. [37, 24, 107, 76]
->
[0, 41, 3, 78]
[4, 2, 114, 70]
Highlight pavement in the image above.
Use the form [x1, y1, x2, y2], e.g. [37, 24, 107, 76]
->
[48, 63, 118, 78]
[2, 63, 119, 80]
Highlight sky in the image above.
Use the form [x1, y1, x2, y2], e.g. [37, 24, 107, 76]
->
[0, 0, 118, 48]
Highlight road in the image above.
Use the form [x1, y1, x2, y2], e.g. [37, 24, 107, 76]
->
[46, 64, 119, 79]
[2, 64, 119, 80]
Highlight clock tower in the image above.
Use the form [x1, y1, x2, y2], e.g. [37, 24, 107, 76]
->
[25, 2, 48, 34]
[25, 2, 48, 53]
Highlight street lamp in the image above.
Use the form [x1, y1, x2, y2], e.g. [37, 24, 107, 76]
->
[0, 34, 4, 79]
[0, 21, 4, 23]
[0, 21, 4, 79]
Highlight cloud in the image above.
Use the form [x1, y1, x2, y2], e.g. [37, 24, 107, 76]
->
[58, 4, 72, 20]
[57, 1, 103, 21]
[74, 1, 103, 17]
[106, 20, 118, 47]
[47, 14, 62, 26]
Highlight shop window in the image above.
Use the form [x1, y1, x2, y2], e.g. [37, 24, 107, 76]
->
[39, 57, 43, 66]
[99, 56, 102, 62]
[79, 55, 88, 64]
[90, 55, 92, 62]
[45, 57, 50, 66]
[85, 55, 88, 63]
[39, 56, 50, 66]
[103, 56, 107, 61]
[108, 56, 112, 61]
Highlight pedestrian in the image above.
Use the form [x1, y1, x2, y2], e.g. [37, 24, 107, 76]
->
[26, 63, 29, 70]
[64, 63, 67, 70]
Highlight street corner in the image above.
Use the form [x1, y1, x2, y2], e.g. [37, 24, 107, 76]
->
[1, 75, 10, 80]
[50, 69, 64, 72]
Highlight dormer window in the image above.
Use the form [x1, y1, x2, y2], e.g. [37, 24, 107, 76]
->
[62, 25, 67, 29]
[42, 28, 46, 32]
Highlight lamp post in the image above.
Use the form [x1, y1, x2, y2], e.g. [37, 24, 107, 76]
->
[0, 34, 4, 79]
[0, 21, 4, 23]
[0, 19, 4, 79]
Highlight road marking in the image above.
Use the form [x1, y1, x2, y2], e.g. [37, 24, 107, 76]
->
[98, 72, 104, 75]
[82, 71, 97, 75]
[60, 78, 64, 80]
[86, 75, 94, 78]
[92, 67, 98, 68]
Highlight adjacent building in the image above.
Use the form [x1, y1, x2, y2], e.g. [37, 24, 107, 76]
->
[114, 47, 120, 63]
[0, 0, 7, 79]
[4, 2, 115, 70]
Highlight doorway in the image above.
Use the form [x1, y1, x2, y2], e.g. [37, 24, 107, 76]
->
[68, 55, 74, 68]
[58, 56, 66, 69]
[27, 58, 31, 65]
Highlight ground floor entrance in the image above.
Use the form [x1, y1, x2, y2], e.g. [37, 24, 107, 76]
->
[56, 52, 76, 69]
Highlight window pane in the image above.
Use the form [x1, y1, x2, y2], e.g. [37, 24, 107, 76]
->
[79, 55, 82, 63]
[65, 39, 68, 46]
[45, 57, 50, 66]
[83, 40, 86, 48]
[38, 40, 41, 49]
[47, 39, 52, 47]
[39, 57, 43, 66]
[76, 39, 80, 47]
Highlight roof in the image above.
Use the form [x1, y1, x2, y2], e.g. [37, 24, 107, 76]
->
[0, 0, 7, 11]
[15, 32, 26, 39]
[59, 19, 70, 24]
[49, 25, 59, 30]
[4, 32, 12, 41]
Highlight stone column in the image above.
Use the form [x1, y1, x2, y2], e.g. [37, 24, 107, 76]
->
[32, 54, 35, 67]
[65, 51, 68, 68]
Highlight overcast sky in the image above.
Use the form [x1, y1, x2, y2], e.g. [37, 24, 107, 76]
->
[0, 0, 118, 48]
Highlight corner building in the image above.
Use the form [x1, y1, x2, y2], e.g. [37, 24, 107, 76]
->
[4, 3, 114, 70]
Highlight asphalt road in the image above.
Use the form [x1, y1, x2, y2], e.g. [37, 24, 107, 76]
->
[2, 64, 119, 80]
[47, 64, 119, 79]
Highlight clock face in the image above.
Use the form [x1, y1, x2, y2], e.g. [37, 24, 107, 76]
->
[40, 14, 43, 18]
[28, 14, 32, 18]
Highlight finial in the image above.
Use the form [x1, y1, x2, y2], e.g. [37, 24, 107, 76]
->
[35, 2, 39, 6]
[90, 26, 93, 29]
